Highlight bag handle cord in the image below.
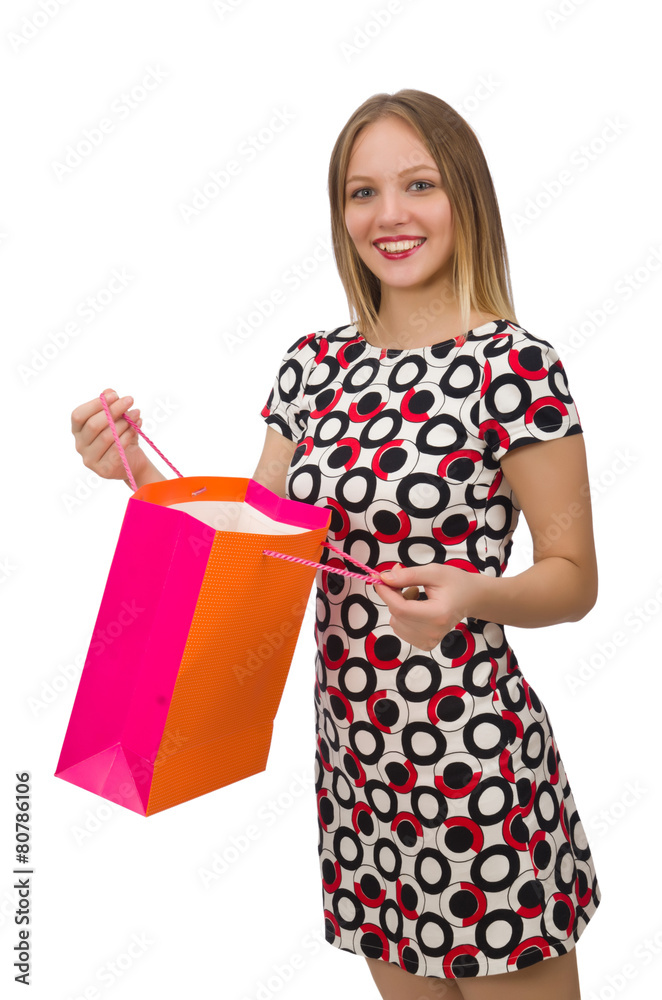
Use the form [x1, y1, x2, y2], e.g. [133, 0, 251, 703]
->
[99, 392, 383, 586]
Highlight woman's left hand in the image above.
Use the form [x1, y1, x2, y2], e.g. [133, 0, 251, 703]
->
[374, 563, 481, 651]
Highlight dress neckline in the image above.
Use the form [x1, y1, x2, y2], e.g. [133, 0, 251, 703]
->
[350, 319, 508, 354]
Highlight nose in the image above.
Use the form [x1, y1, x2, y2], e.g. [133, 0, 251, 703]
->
[373, 190, 413, 230]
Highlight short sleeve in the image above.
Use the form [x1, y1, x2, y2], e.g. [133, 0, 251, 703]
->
[478, 332, 583, 462]
[260, 331, 321, 443]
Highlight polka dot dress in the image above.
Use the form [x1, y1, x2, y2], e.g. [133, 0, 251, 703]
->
[260, 319, 601, 980]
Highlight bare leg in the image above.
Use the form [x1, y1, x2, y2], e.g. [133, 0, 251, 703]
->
[454, 948, 581, 1000]
[365, 956, 461, 999]
[365, 947, 581, 1000]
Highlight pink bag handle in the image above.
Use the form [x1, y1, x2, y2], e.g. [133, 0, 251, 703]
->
[99, 392, 383, 586]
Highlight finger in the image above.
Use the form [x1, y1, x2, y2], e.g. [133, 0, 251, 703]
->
[118, 411, 143, 443]
[381, 563, 444, 587]
[86, 393, 137, 450]
[375, 583, 427, 618]
[71, 388, 120, 433]
[86, 404, 141, 467]
[101, 409, 143, 460]
[72, 390, 124, 440]
[376, 581, 419, 600]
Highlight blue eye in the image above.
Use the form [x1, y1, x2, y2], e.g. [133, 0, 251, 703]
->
[350, 180, 433, 199]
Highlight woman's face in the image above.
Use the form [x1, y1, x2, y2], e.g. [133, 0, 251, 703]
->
[343, 116, 455, 291]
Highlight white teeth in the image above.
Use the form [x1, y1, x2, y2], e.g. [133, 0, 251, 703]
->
[376, 238, 425, 252]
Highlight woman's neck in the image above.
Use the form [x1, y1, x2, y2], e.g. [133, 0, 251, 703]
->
[367, 302, 502, 350]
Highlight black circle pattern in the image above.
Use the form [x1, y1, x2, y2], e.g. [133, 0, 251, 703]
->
[261, 320, 601, 979]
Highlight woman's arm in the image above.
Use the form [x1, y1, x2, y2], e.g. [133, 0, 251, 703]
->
[252, 425, 297, 498]
[471, 434, 598, 628]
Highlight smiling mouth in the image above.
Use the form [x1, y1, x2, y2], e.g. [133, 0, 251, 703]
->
[374, 238, 426, 252]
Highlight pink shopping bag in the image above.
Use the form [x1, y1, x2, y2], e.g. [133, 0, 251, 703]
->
[55, 393, 381, 816]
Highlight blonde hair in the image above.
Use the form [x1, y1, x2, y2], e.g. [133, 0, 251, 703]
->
[327, 89, 518, 348]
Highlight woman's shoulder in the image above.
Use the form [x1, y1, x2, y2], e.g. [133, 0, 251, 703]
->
[277, 324, 358, 361]
[476, 322, 578, 406]
[475, 320, 569, 363]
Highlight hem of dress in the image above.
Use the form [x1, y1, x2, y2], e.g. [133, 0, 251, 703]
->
[323, 892, 601, 980]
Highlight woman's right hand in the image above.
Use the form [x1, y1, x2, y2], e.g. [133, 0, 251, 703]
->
[71, 388, 149, 483]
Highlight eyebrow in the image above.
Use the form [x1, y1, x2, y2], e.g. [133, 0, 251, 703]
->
[345, 163, 440, 186]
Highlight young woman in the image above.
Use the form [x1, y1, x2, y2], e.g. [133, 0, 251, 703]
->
[71, 90, 601, 1000]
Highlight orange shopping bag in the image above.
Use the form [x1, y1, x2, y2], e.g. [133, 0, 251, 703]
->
[54, 392, 381, 816]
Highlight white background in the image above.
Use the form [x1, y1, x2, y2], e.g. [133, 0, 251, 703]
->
[2, 1, 660, 998]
